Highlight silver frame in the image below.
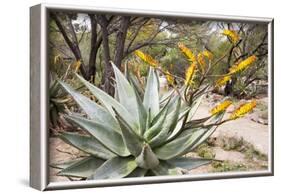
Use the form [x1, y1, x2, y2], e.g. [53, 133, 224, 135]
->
[30, 3, 274, 191]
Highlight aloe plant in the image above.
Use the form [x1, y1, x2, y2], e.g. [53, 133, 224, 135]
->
[53, 63, 225, 180]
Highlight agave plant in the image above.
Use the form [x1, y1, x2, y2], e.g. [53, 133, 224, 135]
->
[53, 63, 225, 180]
[49, 75, 69, 130]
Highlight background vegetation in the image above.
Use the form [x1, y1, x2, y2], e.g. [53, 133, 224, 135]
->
[49, 12, 268, 98]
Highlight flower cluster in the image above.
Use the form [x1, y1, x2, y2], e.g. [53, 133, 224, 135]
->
[184, 62, 197, 86]
[210, 100, 232, 115]
[230, 100, 257, 120]
[215, 55, 257, 88]
[229, 55, 257, 74]
[165, 70, 174, 85]
[135, 50, 158, 67]
[197, 50, 213, 73]
[215, 75, 231, 88]
[222, 29, 240, 44]
[178, 42, 196, 63]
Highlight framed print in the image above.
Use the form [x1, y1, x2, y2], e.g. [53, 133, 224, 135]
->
[30, 3, 274, 191]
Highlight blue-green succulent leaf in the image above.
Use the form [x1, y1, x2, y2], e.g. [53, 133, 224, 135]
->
[154, 128, 206, 160]
[88, 157, 138, 180]
[58, 156, 105, 178]
[114, 109, 144, 157]
[65, 114, 130, 157]
[143, 68, 159, 119]
[59, 132, 116, 160]
[59, 81, 120, 133]
[112, 63, 141, 133]
[76, 73, 138, 131]
[167, 157, 211, 170]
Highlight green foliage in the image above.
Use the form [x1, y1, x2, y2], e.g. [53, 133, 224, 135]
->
[53, 63, 228, 180]
[195, 143, 215, 159]
[217, 136, 268, 161]
[212, 161, 248, 172]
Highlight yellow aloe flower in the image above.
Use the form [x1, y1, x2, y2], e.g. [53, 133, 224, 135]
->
[74, 60, 82, 72]
[178, 42, 196, 63]
[215, 75, 231, 88]
[185, 62, 197, 85]
[210, 100, 232, 115]
[202, 50, 213, 60]
[229, 55, 257, 74]
[134, 50, 158, 67]
[222, 29, 240, 44]
[197, 50, 213, 73]
[197, 52, 206, 72]
[165, 70, 174, 85]
[230, 100, 257, 120]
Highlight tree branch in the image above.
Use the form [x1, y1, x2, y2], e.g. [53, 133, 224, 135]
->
[50, 12, 87, 78]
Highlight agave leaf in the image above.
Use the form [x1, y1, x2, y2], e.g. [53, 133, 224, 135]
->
[154, 128, 206, 160]
[178, 104, 191, 120]
[126, 168, 147, 178]
[189, 113, 224, 151]
[166, 106, 191, 141]
[167, 157, 211, 170]
[88, 157, 138, 180]
[49, 79, 60, 97]
[184, 116, 211, 129]
[128, 72, 144, 99]
[165, 86, 186, 111]
[50, 158, 85, 169]
[149, 98, 181, 148]
[152, 161, 184, 176]
[65, 114, 130, 157]
[59, 132, 116, 160]
[58, 156, 105, 178]
[144, 105, 169, 141]
[151, 96, 172, 126]
[112, 63, 140, 132]
[114, 83, 119, 101]
[159, 89, 175, 105]
[145, 109, 152, 130]
[135, 143, 159, 169]
[59, 81, 120, 132]
[187, 94, 205, 121]
[134, 84, 147, 135]
[114, 109, 144, 157]
[76, 73, 138, 131]
[143, 68, 159, 119]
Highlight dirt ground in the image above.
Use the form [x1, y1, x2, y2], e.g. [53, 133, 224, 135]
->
[49, 96, 270, 182]
[194, 98, 269, 155]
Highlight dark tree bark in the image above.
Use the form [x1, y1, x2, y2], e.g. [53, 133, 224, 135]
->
[87, 14, 98, 82]
[114, 16, 131, 68]
[97, 15, 114, 96]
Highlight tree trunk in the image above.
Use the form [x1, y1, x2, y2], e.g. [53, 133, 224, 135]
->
[87, 14, 98, 82]
[114, 16, 130, 68]
[98, 15, 114, 96]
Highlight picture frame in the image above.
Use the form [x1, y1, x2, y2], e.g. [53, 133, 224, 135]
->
[30, 3, 274, 191]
